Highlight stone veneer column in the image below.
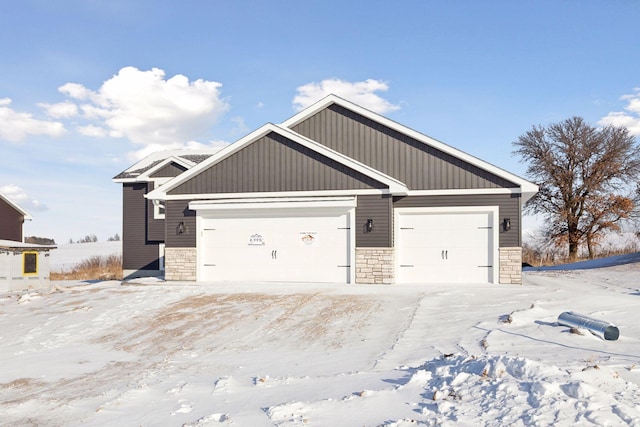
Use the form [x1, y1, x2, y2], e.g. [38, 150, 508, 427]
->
[355, 248, 394, 284]
[165, 248, 197, 281]
[499, 247, 522, 284]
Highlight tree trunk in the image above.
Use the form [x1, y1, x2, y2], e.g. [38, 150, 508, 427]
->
[587, 235, 594, 259]
[568, 221, 580, 263]
[568, 240, 579, 263]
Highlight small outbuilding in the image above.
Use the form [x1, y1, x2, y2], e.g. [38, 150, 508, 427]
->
[0, 240, 56, 292]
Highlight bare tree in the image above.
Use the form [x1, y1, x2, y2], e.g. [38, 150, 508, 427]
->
[513, 117, 640, 262]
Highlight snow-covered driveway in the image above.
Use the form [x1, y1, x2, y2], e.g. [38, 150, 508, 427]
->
[1, 261, 639, 426]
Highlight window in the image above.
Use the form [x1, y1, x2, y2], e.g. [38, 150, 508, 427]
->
[154, 202, 166, 220]
[23, 252, 38, 275]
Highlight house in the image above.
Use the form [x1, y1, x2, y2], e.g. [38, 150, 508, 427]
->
[112, 150, 219, 278]
[0, 191, 55, 292]
[0, 190, 32, 242]
[114, 95, 538, 285]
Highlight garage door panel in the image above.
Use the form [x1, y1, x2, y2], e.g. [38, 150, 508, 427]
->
[397, 209, 495, 284]
[200, 210, 350, 283]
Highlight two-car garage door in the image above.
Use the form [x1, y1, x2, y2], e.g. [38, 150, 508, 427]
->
[396, 207, 498, 284]
[193, 199, 354, 283]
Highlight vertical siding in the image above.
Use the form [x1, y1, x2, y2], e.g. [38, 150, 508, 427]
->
[393, 194, 521, 247]
[0, 199, 23, 241]
[146, 182, 165, 241]
[150, 162, 188, 178]
[170, 132, 386, 195]
[122, 183, 160, 271]
[356, 195, 392, 247]
[292, 105, 517, 191]
[165, 200, 196, 248]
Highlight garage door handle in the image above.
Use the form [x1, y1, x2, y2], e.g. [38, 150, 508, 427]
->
[445, 250, 448, 260]
[271, 250, 277, 259]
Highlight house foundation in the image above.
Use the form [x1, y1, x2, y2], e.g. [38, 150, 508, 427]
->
[499, 247, 522, 284]
[355, 247, 394, 284]
[165, 247, 197, 281]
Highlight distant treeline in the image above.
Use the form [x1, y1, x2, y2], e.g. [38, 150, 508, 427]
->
[25, 233, 121, 245]
[25, 236, 56, 245]
[68, 233, 120, 244]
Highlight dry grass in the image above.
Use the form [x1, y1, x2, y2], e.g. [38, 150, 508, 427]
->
[51, 254, 122, 281]
[523, 242, 640, 267]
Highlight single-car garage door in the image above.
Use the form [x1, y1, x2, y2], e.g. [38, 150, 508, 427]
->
[396, 207, 498, 284]
[192, 198, 355, 283]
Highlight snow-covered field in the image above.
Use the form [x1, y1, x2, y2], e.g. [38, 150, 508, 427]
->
[48, 241, 122, 271]
[1, 254, 639, 426]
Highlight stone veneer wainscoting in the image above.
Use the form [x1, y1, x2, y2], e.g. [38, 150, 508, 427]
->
[499, 247, 522, 284]
[355, 248, 394, 284]
[165, 248, 197, 281]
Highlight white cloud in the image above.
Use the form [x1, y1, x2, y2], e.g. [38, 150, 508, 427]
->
[59, 82, 93, 100]
[38, 101, 79, 119]
[0, 184, 48, 212]
[0, 98, 66, 142]
[77, 124, 108, 137]
[599, 88, 640, 136]
[59, 66, 230, 155]
[293, 78, 400, 114]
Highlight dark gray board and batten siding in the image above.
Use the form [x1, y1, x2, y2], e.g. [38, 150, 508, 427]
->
[150, 162, 188, 178]
[146, 182, 165, 242]
[169, 132, 388, 195]
[165, 200, 196, 248]
[0, 198, 24, 242]
[122, 183, 160, 271]
[356, 195, 392, 247]
[291, 104, 518, 191]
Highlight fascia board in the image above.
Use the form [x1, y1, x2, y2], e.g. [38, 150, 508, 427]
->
[189, 196, 357, 212]
[282, 94, 538, 195]
[0, 192, 32, 220]
[158, 189, 393, 201]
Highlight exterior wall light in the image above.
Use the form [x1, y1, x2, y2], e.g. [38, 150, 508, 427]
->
[176, 221, 186, 235]
[366, 219, 374, 233]
[503, 218, 511, 232]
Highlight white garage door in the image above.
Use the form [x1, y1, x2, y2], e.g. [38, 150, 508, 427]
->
[194, 199, 354, 283]
[396, 208, 497, 284]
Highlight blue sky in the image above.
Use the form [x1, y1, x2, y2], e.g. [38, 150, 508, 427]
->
[1, 0, 639, 243]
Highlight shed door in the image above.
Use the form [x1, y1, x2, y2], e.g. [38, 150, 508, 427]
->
[199, 209, 351, 283]
[397, 209, 496, 283]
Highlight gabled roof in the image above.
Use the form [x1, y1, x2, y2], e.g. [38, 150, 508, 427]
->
[0, 191, 32, 220]
[282, 94, 538, 201]
[112, 149, 219, 182]
[146, 123, 410, 200]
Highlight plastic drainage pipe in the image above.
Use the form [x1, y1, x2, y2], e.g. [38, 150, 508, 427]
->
[558, 311, 620, 341]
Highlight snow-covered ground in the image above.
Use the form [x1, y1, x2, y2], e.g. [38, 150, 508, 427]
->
[1, 254, 639, 426]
